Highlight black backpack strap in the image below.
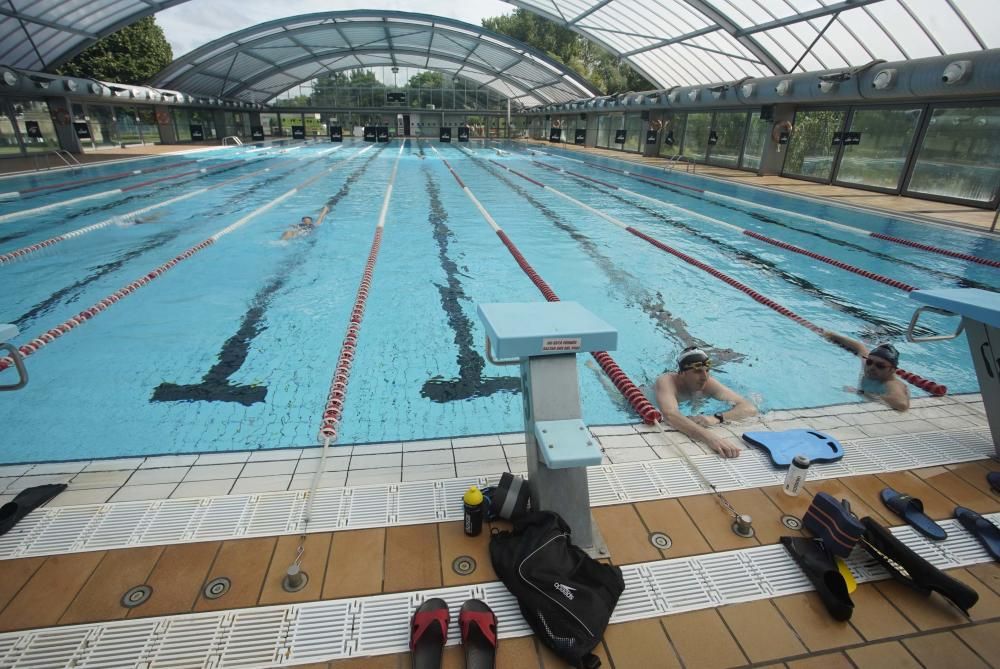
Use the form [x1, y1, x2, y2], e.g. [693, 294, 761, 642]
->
[578, 652, 601, 669]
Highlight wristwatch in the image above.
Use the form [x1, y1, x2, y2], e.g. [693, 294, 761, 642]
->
[714, 412, 726, 424]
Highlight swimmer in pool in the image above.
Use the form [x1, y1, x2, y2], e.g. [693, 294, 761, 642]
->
[280, 206, 329, 240]
[823, 332, 909, 411]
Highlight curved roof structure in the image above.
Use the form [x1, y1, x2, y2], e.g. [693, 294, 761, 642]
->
[0, 0, 190, 71]
[152, 11, 600, 107]
[509, 0, 998, 88]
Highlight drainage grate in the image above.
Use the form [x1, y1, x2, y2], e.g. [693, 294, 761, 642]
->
[0, 428, 992, 560]
[0, 513, 995, 667]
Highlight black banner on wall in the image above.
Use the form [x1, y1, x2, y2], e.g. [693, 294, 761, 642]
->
[329, 126, 343, 142]
[439, 127, 451, 142]
[575, 128, 586, 145]
[291, 125, 306, 140]
[778, 131, 790, 145]
[24, 121, 42, 139]
[457, 126, 470, 142]
[831, 132, 843, 146]
[250, 125, 264, 140]
[614, 129, 626, 144]
[363, 126, 377, 142]
[646, 129, 658, 145]
[664, 130, 675, 145]
[549, 127, 561, 142]
[708, 130, 719, 145]
[73, 122, 92, 139]
[377, 126, 389, 142]
[844, 131, 862, 146]
[190, 124, 204, 141]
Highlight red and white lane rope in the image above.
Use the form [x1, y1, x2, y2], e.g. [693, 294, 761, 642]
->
[0, 147, 364, 374]
[0, 149, 341, 266]
[490, 155, 948, 397]
[868, 232, 1000, 269]
[0, 158, 252, 225]
[529, 158, 917, 293]
[434, 145, 662, 425]
[0, 159, 200, 201]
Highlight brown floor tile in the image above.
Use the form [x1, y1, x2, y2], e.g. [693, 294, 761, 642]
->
[328, 654, 402, 668]
[718, 600, 806, 663]
[324, 528, 386, 599]
[60, 546, 164, 624]
[536, 636, 610, 668]
[290, 663, 330, 669]
[847, 583, 916, 640]
[785, 652, 853, 669]
[260, 533, 333, 605]
[723, 488, 793, 545]
[760, 485, 814, 520]
[772, 592, 862, 652]
[661, 608, 748, 669]
[875, 471, 957, 519]
[194, 536, 276, 612]
[967, 562, 1000, 596]
[914, 467, 1000, 514]
[603, 619, 680, 669]
[949, 568, 1000, 620]
[0, 551, 105, 632]
[496, 635, 540, 669]
[805, 477, 889, 525]
[0, 557, 45, 612]
[846, 641, 923, 669]
[384, 524, 441, 593]
[634, 498, 712, 558]
[593, 505, 661, 565]
[131, 541, 219, 618]
[873, 580, 969, 630]
[678, 494, 758, 552]
[440, 644, 464, 669]
[903, 630, 990, 669]
[438, 521, 496, 587]
[946, 461, 998, 496]
[955, 621, 1000, 668]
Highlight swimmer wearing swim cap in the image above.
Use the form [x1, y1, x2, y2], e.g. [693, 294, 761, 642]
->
[654, 346, 758, 459]
[823, 331, 909, 411]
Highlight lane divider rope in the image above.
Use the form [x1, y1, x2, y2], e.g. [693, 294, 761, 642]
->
[488, 152, 948, 397]
[0, 159, 200, 200]
[869, 231, 1000, 269]
[0, 147, 362, 373]
[437, 144, 661, 425]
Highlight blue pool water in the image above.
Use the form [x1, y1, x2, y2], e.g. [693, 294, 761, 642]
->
[1, 140, 997, 464]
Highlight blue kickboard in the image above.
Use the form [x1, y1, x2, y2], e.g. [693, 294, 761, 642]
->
[741, 429, 844, 467]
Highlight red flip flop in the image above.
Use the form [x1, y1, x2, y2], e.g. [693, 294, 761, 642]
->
[459, 599, 498, 669]
[411, 598, 450, 669]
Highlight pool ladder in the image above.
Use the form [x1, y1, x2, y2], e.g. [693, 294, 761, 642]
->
[222, 136, 244, 146]
[664, 154, 695, 173]
[0, 324, 28, 391]
[32, 150, 81, 172]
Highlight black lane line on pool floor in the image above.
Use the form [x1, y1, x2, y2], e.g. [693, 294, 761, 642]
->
[458, 147, 746, 370]
[521, 148, 998, 292]
[523, 161, 936, 341]
[418, 147, 520, 402]
[151, 148, 384, 406]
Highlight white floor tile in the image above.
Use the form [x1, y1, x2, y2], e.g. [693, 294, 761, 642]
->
[401, 439, 451, 452]
[350, 453, 402, 470]
[0, 477, 16, 493]
[288, 472, 347, 490]
[300, 445, 353, 459]
[6, 474, 72, 490]
[346, 467, 401, 487]
[195, 452, 251, 465]
[503, 443, 527, 459]
[46, 487, 117, 507]
[402, 464, 456, 482]
[139, 455, 198, 469]
[603, 447, 658, 464]
[126, 467, 191, 485]
[507, 457, 528, 473]
[498, 432, 527, 445]
[110, 483, 178, 502]
[456, 459, 510, 476]
[453, 446, 505, 463]
[451, 435, 502, 449]
[70, 470, 132, 489]
[589, 425, 636, 437]
[597, 434, 648, 449]
[403, 450, 454, 467]
[28, 461, 90, 475]
[183, 463, 245, 482]
[247, 449, 302, 462]
[294, 456, 351, 475]
[171, 479, 236, 499]
[231, 475, 292, 494]
[84, 458, 145, 472]
[0, 465, 33, 477]
[352, 442, 403, 455]
[0, 494, 14, 505]
[240, 461, 297, 478]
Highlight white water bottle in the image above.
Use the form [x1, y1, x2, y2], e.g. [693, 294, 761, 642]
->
[783, 455, 810, 496]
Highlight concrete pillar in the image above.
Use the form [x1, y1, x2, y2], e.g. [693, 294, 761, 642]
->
[585, 113, 598, 147]
[154, 105, 177, 143]
[213, 110, 228, 141]
[757, 104, 795, 176]
[46, 96, 82, 154]
[642, 111, 667, 157]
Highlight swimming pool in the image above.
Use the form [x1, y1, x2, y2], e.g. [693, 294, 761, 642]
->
[1, 140, 997, 464]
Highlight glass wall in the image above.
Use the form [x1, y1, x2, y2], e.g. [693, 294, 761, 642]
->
[708, 111, 747, 167]
[658, 114, 685, 157]
[113, 106, 142, 145]
[0, 105, 19, 155]
[596, 114, 612, 149]
[171, 108, 192, 141]
[137, 107, 159, 143]
[783, 109, 846, 180]
[906, 105, 1000, 204]
[10, 100, 58, 153]
[623, 113, 643, 152]
[836, 107, 922, 190]
[681, 112, 710, 161]
[87, 104, 118, 148]
[741, 114, 770, 170]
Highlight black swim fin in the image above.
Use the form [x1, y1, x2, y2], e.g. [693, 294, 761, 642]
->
[0, 483, 67, 536]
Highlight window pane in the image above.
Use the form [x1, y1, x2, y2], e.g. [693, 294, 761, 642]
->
[783, 109, 846, 180]
[708, 111, 747, 167]
[682, 112, 711, 161]
[11, 99, 59, 153]
[836, 107, 921, 190]
[624, 113, 643, 153]
[658, 113, 685, 157]
[0, 108, 20, 155]
[172, 108, 192, 141]
[741, 114, 770, 170]
[907, 106, 1000, 203]
[597, 114, 611, 148]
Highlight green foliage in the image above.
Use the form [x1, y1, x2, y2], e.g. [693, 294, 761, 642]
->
[408, 71, 444, 88]
[55, 17, 172, 84]
[482, 9, 651, 95]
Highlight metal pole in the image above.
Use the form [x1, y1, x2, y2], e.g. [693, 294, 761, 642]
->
[991, 202, 999, 233]
[507, 98, 511, 139]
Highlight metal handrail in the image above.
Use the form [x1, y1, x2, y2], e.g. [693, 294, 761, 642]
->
[222, 136, 244, 146]
[31, 150, 81, 172]
[0, 342, 28, 391]
[906, 305, 965, 343]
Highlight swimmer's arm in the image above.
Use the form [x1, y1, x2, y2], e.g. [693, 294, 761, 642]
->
[314, 205, 330, 227]
[823, 330, 868, 358]
[880, 379, 910, 412]
[705, 378, 757, 422]
[655, 378, 718, 443]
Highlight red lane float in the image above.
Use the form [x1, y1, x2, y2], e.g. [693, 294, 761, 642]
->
[869, 232, 1000, 269]
[15, 160, 198, 196]
[743, 230, 917, 292]
[120, 159, 244, 192]
[626, 227, 947, 396]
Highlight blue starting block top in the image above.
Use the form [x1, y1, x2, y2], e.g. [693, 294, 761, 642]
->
[477, 302, 618, 359]
[534, 418, 603, 468]
[0, 324, 17, 344]
[910, 288, 1000, 329]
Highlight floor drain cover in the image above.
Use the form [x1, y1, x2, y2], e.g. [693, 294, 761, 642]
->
[781, 515, 803, 530]
[649, 532, 672, 550]
[203, 577, 231, 600]
[121, 585, 152, 608]
[452, 556, 477, 576]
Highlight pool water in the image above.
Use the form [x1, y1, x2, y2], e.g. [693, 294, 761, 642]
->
[1, 140, 997, 464]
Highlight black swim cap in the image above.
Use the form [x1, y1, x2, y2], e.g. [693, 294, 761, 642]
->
[869, 343, 899, 367]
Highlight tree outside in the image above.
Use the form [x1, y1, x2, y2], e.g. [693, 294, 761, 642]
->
[55, 17, 173, 85]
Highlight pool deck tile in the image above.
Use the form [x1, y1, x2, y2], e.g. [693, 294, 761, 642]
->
[400, 438, 452, 452]
[294, 456, 351, 474]
[183, 463, 245, 482]
[26, 461, 89, 475]
[83, 458, 145, 472]
[289, 472, 348, 490]
[452, 445, 504, 463]
[350, 453, 402, 470]
[230, 475, 293, 494]
[455, 458, 510, 476]
[450, 435, 502, 448]
[194, 452, 252, 465]
[846, 641, 924, 669]
[502, 443, 526, 459]
[69, 470, 133, 489]
[44, 487, 117, 507]
[345, 467, 401, 487]
[497, 432, 525, 445]
[109, 483, 179, 502]
[138, 454, 198, 469]
[170, 479, 236, 498]
[240, 460, 297, 478]
[402, 449, 454, 467]
[401, 464, 457, 482]
[903, 631, 991, 669]
[247, 449, 302, 462]
[125, 467, 190, 485]
[603, 446, 659, 463]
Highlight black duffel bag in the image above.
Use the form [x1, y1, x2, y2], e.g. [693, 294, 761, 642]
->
[490, 511, 625, 669]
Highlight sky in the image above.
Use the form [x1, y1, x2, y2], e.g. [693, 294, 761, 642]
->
[157, 0, 515, 59]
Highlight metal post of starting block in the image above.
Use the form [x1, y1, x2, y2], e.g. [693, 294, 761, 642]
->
[478, 302, 615, 559]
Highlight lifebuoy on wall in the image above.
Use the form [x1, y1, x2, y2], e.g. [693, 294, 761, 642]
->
[551, 119, 561, 128]
[155, 110, 171, 125]
[54, 109, 71, 126]
[771, 120, 793, 143]
[650, 118, 663, 131]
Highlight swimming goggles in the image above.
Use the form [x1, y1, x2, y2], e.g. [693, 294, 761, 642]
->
[865, 358, 891, 371]
[682, 360, 713, 371]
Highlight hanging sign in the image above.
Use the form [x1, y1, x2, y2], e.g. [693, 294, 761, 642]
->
[291, 125, 306, 139]
[646, 129, 658, 144]
[250, 125, 264, 140]
[329, 126, 343, 142]
[363, 126, 376, 142]
[73, 122, 92, 139]
[778, 131, 790, 145]
[614, 129, 626, 144]
[386, 91, 407, 104]
[24, 121, 42, 139]
[575, 128, 586, 145]
[549, 127, 561, 142]
[708, 130, 718, 145]
[190, 124, 204, 141]
[439, 127, 451, 142]
[664, 130, 675, 145]
[457, 126, 470, 142]
[844, 132, 862, 146]
[377, 126, 389, 142]
[831, 132, 843, 146]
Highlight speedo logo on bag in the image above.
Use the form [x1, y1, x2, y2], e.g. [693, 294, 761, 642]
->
[553, 582, 576, 600]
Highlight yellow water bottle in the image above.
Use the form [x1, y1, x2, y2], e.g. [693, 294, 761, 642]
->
[463, 486, 484, 536]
